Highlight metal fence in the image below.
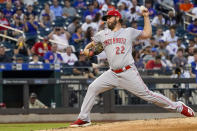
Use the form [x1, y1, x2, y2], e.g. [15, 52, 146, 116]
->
[0, 77, 197, 114]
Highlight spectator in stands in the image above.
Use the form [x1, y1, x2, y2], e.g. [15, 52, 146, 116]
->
[145, 55, 162, 70]
[177, 38, 186, 49]
[151, 13, 165, 27]
[118, 0, 132, 10]
[83, 4, 99, 19]
[171, 67, 184, 84]
[162, 26, 178, 59]
[172, 48, 187, 68]
[154, 27, 163, 42]
[149, 37, 159, 48]
[73, 53, 95, 78]
[133, 50, 144, 69]
[100, 3, 108, 16]
[67, 17, 80, 34]
[0, 11, 9, 42]
[165, 10, 177, 27]
[71, 26, 84, 52]
[44, 43, 63, 64]
[50, 0, 63, 18]
[29, 53, 42, 64]
[97, 0, 105, 6]
[14, 36, 31, 57]
[131, 20, 138, 29]
[117, 2, 129, 21]
[14, 0, 24, 8]
[93, 1, 100, 11]
[131, 20, 142, 30]
[13, 7, 24, 22]
[191, 6, 197, 17]
[101, 0, 115, 11]
[179, 0, 194, 12]
[84, 27, 94, 48]
[0, 44, 11, 63]
[145, 1, 156, 19]
[161, 55, 173, 72]
[40, 14, 52, 29]
[23, 0, 38, 6]
[73, 0, 87, 9]
[131, 0, 140, 12]
[126, 2, 140, 23]
[29, 92, 48, 109]
[3, 2, 13, 21]
[132, 36, 142, 52]
[93, 13, 103, 31]
[24, 14, 38, 47]
[31, 37, 51, 57]
[40, 3, 55, 21]
[25, 4, 37, 20]
[11, 16, 24, 38]
[81, 15, 98, 32]
[126, 0, 141, 19]
[190, 48, 197, 77]
[187, 19, 197, 36]
[158, 40, 168, 56]
[188, 39, 197, 48]
[187, 46, 194, 64]
[143, 47, 157, 63]
[61, 46, 78, 66]
[62, 0, 77, 18]
[48, 27, 71, 52]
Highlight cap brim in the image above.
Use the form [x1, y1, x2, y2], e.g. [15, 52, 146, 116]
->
[102, 15, 109, 21]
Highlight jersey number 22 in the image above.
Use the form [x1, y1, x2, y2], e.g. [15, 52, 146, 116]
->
[116, 45, 125, 55]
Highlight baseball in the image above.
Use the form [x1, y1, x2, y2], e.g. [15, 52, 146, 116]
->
[140, 6, 146, 12]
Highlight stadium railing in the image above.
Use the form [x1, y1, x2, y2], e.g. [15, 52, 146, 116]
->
[0, 76, 196, 114]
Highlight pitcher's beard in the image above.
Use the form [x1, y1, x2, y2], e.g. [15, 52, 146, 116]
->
[107, 20, 117, 30]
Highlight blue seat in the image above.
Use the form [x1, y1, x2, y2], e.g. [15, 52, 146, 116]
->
[53, 17, 66, 26]
[137, 18, 144, 27]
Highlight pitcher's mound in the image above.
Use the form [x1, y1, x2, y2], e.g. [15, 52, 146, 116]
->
[47, 117, 197, 131]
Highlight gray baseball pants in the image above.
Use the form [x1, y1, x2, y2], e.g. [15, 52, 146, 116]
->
[78, 65, 182, 122]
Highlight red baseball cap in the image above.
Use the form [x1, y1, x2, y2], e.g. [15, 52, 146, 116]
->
[102, 10, 122, 21]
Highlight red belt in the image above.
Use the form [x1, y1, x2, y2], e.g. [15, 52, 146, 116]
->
[112, 65, 131, 73]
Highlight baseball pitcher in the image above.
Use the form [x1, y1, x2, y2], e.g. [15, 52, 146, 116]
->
[70, 8, 195, 127]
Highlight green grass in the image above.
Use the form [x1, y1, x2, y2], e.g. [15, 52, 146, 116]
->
[0, 123, 69, 131]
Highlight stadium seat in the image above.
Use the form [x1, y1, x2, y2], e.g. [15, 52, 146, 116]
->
[2, 41, 14, 57]
[137, 17, 144, 27]
[176, 26, 187, 37]
[53, 17, 66, 26]
[0, 3, 6, 10]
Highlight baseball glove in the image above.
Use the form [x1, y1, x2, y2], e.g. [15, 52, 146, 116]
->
[89, 42, 104, 57]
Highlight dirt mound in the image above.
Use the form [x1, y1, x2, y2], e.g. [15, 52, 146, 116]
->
[44, 117, 197, 131]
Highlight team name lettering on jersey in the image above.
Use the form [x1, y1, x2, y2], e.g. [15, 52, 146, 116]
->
[104, 38, 126, 47]
[93, 28, 142, 69]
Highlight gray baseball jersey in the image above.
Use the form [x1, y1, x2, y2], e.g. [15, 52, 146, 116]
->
[92, 27, 141, 70]
[77, 27, 186, 123]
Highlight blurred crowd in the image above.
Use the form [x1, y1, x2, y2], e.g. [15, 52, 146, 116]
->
[0, 0, 196, 78]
